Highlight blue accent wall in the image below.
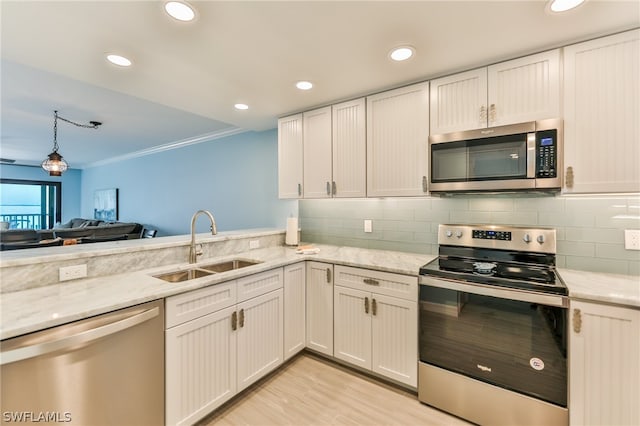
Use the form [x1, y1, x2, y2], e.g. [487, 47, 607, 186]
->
[81, 129, 296, 236]
[0, 164, 82, 223]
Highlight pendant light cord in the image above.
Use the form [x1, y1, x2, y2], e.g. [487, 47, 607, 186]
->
[52, 110, 102, 152]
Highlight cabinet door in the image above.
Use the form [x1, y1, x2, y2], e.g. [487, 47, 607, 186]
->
[306, 261, 334, 356]
[371, 294, 418, 387]
[284, 262, 306, 360]
[166, 306, 237, 426]
[303, 107, 333, 198]
[569, 301, 640, 426]
[334, 286, 371, 370]
[367, 82, 430, 197]
[430, 68, 487, 134]
[332, 98, 366, 197]
[563, 30, 640, 193]
[278, 114, 303, 199]
[488, 49, 560, 127]
[236, 289, 284, 392]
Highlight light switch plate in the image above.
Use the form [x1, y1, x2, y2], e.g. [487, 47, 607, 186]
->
[364, 219, 373, 233]
[59, 264, 87, 281]
[624, 230, 640, 250]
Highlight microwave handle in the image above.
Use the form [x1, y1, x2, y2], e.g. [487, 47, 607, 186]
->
[526, 132, 536, 178]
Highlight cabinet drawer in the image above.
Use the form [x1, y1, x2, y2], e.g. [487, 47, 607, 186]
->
[237, 268, 284, 303]
[165, 281, 237, 329]
[334, 265, 417, 302]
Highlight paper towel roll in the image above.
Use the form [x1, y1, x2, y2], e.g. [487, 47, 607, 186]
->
[285, 217, 299, 246]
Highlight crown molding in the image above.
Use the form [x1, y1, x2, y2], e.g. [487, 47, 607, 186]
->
[82, 127, 248, 169]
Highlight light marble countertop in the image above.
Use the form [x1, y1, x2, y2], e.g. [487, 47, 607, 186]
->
[559, 268, 640, 308]
[0, 244, 434, 340]
[2, 234, 639, 340]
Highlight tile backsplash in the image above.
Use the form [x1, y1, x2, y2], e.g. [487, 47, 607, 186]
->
[299, 194, 640, 276]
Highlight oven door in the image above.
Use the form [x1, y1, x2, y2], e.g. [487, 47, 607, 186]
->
[419, 276, 567, 407]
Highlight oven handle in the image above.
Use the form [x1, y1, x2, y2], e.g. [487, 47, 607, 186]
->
[419, 276, 567, 308]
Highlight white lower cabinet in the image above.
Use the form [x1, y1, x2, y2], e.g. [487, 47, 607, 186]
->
[165, 269, 284, 426]
[333, 265, 418, 387]
[569, 300, 640, 426]
[284, 262, 306, 360]
[306, 261, 334, 356]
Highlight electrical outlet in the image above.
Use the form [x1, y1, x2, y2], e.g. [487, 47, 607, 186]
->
[249, 239, 260, 249]
[364, 219, 373, 233]
[624, 230, 640, 250]
[59, 264, 87, 281]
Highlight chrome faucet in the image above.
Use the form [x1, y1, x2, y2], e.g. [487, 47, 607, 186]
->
[189, 210, 217, 263]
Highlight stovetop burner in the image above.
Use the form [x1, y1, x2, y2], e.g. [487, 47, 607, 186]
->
[419, 224, 567, 295]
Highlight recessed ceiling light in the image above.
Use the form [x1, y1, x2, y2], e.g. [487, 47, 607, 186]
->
[164, 1, 195, 21]
[234, 103, 249, 110]
[106, 54, 132, 67]
[548, 0, 585, 12]
[389, 46, 415, 62]
[296, 81, 313, 90]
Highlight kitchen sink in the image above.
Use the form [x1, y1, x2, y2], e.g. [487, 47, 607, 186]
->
[152, 259, 262, 283]
[153, 268, 213, 283]
[199, 259, 262, 273]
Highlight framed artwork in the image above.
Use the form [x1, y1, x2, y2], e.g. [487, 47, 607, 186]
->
[94, 188, 119, 221]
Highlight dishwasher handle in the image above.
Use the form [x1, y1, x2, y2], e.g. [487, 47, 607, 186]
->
[1, 306, 159, 366]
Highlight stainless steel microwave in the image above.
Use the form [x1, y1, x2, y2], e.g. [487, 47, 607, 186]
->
[429, 119, 563, 193]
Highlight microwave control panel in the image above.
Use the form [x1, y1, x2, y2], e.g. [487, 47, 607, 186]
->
[536, 129, 557, 178]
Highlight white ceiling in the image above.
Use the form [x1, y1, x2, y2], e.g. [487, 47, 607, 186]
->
[1, 0, 638, 169]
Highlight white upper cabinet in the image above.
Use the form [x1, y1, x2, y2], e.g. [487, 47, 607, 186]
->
[278, 114, 303, 199]
[487, 50, 560, 127]
[303, 107, 333, 198]
[332, 98, 366, 198]
[430, 49, 560, 134]
[367, 82, 430, 197]
[562, 29, 640, 194]
[430, 68, 487, 134]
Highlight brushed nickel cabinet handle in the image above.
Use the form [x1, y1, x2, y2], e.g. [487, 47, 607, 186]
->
[565, 167, 574, 189]
[489, 104, 496, 124]
[326, 268, 332, 283]
[239, 308, 245, 328]
[480, 105, 487, 122]
[364, 297, 369, 314]
[422, 176, 428, 193]
[573, 309, 582, 333]
[326, 181, 331, 195]
[372, 299, 377, 316]
[332, 181, 337, 196]
[298, 183, 302, 196]
[363, 278, 380, 286]
[231, 311, 237, 331]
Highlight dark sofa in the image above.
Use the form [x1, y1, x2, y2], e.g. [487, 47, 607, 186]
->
[0, 218, 143, 250]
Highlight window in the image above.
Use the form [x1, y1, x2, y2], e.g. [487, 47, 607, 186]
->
[0, 179, 61, 230]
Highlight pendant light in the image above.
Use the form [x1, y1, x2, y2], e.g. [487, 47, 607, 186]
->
[41, 110, 102, 176]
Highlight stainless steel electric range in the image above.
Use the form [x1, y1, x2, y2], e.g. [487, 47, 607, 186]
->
[418, 224, 568, 426]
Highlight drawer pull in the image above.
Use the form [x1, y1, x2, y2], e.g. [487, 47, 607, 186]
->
[363, 278, 380, 286]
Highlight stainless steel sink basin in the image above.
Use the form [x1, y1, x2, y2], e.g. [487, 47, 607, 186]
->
[200, 259, 262, 273]
[153, 268, 213, 283]
[152, 259, 261, 283]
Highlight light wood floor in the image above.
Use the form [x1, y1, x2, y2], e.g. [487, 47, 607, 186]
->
[198, 353, 472, 426]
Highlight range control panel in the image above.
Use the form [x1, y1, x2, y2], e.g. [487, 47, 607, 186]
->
[439, 224, 557, 254]
[472, 230, 512, 241]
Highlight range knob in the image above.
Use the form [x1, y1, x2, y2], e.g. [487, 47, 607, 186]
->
[446, 230, 453, 238]
[537, 235, 545, 244]
[455, 231, 463, 239]
[523, 233, 532, 243]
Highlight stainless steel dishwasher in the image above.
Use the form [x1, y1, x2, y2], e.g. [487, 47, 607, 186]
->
[1, 300, 164, 425]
